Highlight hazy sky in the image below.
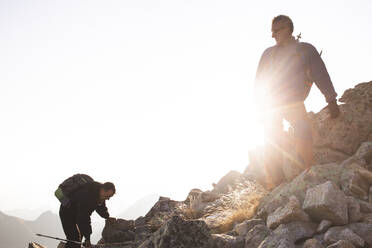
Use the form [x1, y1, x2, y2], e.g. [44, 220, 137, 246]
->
[1, 0, 371, 216]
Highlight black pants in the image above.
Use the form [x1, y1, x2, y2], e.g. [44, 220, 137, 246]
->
[59, 205, 82, 248]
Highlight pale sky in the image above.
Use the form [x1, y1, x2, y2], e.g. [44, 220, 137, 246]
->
[1, 0, 371, 216]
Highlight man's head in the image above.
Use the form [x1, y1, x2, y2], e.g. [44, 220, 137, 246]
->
[271, 15, 293, 46]
[99, 182, 116, 201]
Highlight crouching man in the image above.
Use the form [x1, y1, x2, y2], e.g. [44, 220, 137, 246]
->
[59, 181, 116, 248]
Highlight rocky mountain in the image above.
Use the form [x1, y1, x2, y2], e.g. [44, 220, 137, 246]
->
[4, 207, 51, 221]
[24, 211, 64, 248]
[0, 210, 35, 248]
[30, 81, 372, 248]
[0, 210, 63, 248]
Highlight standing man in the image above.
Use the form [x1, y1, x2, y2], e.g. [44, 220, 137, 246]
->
[59, 181, 116, 248]
[254, 15, 340, 190]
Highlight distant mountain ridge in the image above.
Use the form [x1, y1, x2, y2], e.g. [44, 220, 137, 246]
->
[0, 210, 63, 248]
[4, 207, 53, 221]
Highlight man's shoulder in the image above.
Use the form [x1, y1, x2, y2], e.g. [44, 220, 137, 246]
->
[262, 45, 276, 54]
[83, 181, 101, 192]
[260, 45, 276, 60]
[74, 181, 100, 197]
[297, 42, 318, 53]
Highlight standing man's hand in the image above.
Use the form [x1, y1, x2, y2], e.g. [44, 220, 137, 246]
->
[328, 99, 340, 118]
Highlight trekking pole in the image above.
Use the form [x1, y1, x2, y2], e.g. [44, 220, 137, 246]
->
[36, 233, 131, 247]
[36, 233, 82, 245]
[36, 233, 94, 247]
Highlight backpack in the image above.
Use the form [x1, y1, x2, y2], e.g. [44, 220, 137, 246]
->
[55, 174, 94, 207]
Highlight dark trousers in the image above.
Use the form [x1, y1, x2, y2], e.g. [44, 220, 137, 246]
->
[59, 205, 82, 248]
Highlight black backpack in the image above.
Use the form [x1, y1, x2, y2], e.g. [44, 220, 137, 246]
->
[55, 174, 94, 207]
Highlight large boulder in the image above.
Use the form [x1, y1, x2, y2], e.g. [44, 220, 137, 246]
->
[346, 196, 362, 223]
[207, 234, 244, 248]
[354, 142, 372, 169]
[340, 162, 370, 200]
[212, 171, 244, 194]
[101, 219, 135, 243]
[324, 226, 364, 247]
[327, 240, 356, 248]
[266, 196, 310, 229]
[232, 218, 265, 237]
[244, 224, 271, 248]
[316, 220, 333, 234]
[303, 181, 348, 225]
[346, 223, 372, 247]
[256, 163, 344, 220]
[259, 221, 316, 248]
[358, 201, 372, 213]
[303, 238, 325, 248]
[310, 81, 372, 164]
[138, 216, 211, 248]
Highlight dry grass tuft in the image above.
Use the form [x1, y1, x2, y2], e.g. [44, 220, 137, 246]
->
[215, 193, 262, 233]
[183, 206, 201, 220]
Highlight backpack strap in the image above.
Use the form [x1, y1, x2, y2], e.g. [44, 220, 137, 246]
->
[295, 41, 313, 100]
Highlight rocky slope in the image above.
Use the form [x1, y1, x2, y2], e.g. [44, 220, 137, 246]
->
[30, 81, 372, 248]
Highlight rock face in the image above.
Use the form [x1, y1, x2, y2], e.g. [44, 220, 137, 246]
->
[101, 219, 135, 243]
[302, 181, 348, 225]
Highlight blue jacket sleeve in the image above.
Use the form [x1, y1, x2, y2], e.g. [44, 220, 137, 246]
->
[305, 43, 337, 103]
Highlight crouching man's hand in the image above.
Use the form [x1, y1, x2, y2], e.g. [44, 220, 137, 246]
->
[106, 217, 117, 224]
[84, 238, 92, 248]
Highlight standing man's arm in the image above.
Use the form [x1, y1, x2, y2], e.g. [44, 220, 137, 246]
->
[305, 43, 340, 118]
[306, 44, 337, 103]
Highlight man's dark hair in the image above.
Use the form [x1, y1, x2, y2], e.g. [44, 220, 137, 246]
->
[102, 182, 116, 194]
[272, 15, 294, 34]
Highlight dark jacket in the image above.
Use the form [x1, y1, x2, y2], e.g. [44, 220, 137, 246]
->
[67, 181, 110, 239]
[255, 38, 337, 105]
